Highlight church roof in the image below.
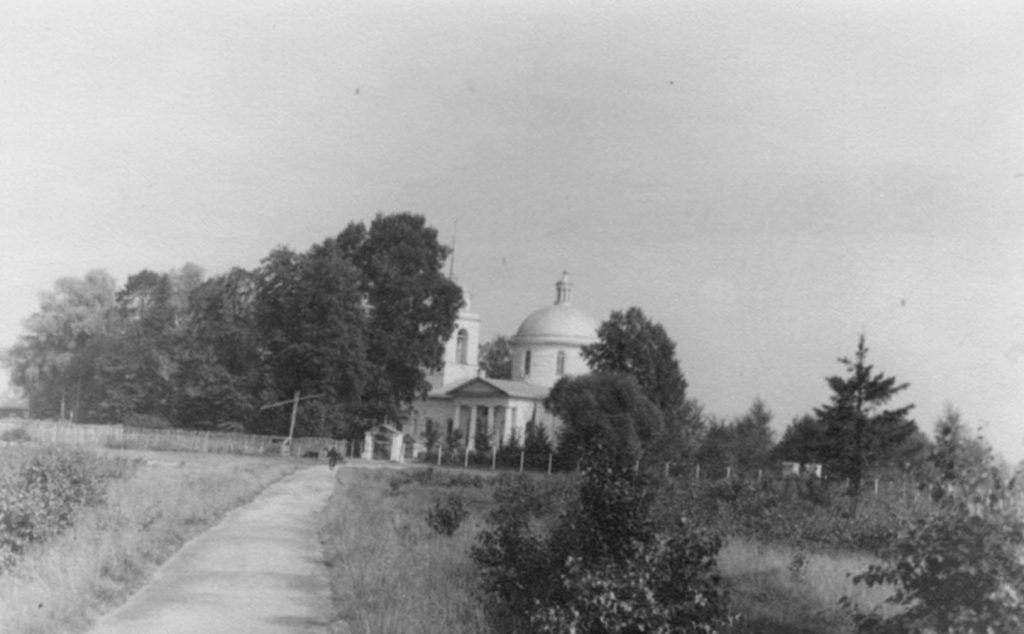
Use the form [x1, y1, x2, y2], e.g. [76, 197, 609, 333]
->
[445, 377, 550, 400]
[512, 272, 599, 346]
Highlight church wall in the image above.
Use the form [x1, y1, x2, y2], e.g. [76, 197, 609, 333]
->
[427, 307, 480, 390]
[511, 342, 590, 388]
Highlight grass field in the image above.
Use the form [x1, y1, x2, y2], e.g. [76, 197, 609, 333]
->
[319, 466, 896, 634]
[0, 443, 301, 634]
[720, 538, 893, 633]
[320, 466, 496, 634]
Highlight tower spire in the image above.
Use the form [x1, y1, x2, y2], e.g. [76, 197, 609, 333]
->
[448, 220, 457, 279]
[555, 270, 573, 305]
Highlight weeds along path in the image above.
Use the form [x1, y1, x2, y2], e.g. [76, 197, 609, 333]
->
[87, 465, 337, 634]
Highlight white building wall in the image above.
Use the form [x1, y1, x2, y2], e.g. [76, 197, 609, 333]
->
[426, 307, 481, 390]
[511, 342, 589, 388]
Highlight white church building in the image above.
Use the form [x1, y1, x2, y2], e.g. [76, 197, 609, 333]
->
[406, 272, 600, 454]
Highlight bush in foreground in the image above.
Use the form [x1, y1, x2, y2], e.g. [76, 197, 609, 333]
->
[845, 439, 1024, 633]
[474, 451, 731, 633]
[0, 446, 133, 570]
[426, 495, 468, 536]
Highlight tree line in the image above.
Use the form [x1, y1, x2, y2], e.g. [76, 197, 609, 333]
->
[481, 307, 983, 499]
[4, 213, 463, 439]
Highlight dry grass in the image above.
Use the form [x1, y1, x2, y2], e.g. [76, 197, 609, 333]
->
[0, 445, 301, 634]
[320, 467, 494, 634]
[719, 538, 895, 633]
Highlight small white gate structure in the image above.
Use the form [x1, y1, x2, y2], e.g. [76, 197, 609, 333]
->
[361, 424, 406, 463]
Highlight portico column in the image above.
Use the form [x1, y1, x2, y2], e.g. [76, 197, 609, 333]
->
[468, 405, 477, 452]
[486, 406, 495, 448]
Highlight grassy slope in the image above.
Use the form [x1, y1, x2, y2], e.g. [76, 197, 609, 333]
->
[0, 445, 301, 634]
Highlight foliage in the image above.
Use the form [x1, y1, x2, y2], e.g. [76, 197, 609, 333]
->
[523, 417, 553, 456]
[581, 306, 700, 461]
[334, 212, 464, 423]
[0, 427, 30, 443]
[0, 447, 133, 570]
[546, 373, 664, 467]
[6, 270, 117, 420]
[845, 421, 1024, 633]
[697, 398, 776, 479]
[426, 495, 469, 536]
[813, 335, 919, 496]
[254, 245, 367, 403]
[171, 267, 263, 427]
[582, 306, 688, 415]
[651, 473, 928, 555]
[5, 214, 461, 433]
[478, 335, 513, 379]
[473, 453, 731, 633]
[773, 414, 828, 466]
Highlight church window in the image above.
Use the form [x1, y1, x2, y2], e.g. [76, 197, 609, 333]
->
[524, 350, 532, 375]
[455, 329, 468, 364]
[556, 350, 566, 375]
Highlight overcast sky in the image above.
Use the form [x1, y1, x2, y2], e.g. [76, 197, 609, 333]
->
[2, 1, 1023, 461]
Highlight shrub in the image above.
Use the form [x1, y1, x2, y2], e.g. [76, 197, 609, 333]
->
[0, 447, 133, 569]
[474, 452, 731, 633]
[0, 427, 31, 443]
[426, 495, 468, 536]
[844, 444, 1024, 632]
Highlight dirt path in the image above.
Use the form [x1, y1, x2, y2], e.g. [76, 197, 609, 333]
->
[88, 465, 338, 634]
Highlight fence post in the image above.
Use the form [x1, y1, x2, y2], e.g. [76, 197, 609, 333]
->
[519, 451, 524, 473]
[547, 453, 553, 475]
[464, 446, 470, 468]
[874, 478, 879, 496]
[491, 446, 497, 470]
[634, 459, 640, 475]
[757, 469, 762, 482]
[437, 448, 442, 466]
[695, 464, 700, 481]
[726, 466, 732, 480]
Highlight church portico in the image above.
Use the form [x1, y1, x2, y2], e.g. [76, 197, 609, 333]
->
[405, 273, 599, 461]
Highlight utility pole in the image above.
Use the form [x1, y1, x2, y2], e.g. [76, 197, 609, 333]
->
[260, 391, 326, 456]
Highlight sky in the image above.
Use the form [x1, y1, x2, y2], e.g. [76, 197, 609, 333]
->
[2, 1, 1023, 461]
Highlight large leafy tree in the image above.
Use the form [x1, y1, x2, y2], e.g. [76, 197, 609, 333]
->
[774, 413, 830, 466]
[6, 270, 117, 420]
[331, 212, 463, 423]
[815, 334, 918, 496]
[546, 373, 665, 467]
[169, 267, 264, 428]
[254, 246, 368, 406]
[582, 307, 697, 458]
[582, 307, 687, 415]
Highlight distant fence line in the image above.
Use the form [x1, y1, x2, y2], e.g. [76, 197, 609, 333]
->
[0, 418, 338, 457]
[396, 444, 922, 497]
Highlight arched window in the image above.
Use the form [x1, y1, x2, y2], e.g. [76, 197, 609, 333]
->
[455, 329, 468, 364]
[556, 350, 566, 375]
[524, 350, 532, 376]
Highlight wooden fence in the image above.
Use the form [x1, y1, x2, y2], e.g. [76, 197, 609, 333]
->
[0, 418, 336, 458]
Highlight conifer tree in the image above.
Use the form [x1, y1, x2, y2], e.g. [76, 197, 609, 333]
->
[815, 334, 916, 497]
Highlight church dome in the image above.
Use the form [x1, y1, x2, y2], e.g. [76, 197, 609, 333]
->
[512, 272, 599, 346]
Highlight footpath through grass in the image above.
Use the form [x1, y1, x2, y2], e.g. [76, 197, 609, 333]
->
[0, 443, 301, 634]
